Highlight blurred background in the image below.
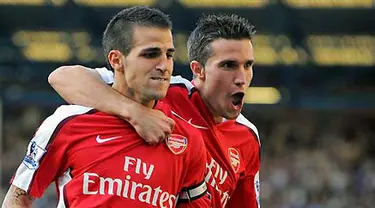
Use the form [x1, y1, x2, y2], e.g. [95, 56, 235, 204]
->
[0, 0, 375, 207]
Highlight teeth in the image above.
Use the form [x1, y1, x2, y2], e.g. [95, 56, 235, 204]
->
[152, 78, 165, 81]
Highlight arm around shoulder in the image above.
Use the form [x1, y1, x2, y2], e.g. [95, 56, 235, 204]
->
[48, 65, 175, 144]
[48, 65, 107, 105]
[48, 65, 131, 120]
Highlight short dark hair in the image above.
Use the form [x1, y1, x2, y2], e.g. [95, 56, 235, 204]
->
[187, 14, 255, 65]
[102, 6, 172, 69]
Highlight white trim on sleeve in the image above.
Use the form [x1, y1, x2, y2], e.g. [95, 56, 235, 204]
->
[12, 105, 93, 193]
[236, 114, 261, 146]
[93, 67, 114, 85]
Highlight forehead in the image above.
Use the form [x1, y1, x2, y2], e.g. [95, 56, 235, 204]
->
[208, 38, 254, 63]
[131, 25, 174, 50]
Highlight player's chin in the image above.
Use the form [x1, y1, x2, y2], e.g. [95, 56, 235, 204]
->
[223, 109, 241, 120]
[151, 90, 167, 101]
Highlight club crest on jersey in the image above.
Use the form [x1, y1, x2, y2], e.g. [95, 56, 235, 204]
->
[228, 148, 240, 173]
[23, 140, 46, 170]
[166, 134, 188, 155]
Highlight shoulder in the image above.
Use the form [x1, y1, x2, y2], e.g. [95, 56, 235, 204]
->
[235, 114, 261, 146]
[44, 105, 95, 128]
[33, 105, 95, 146]
[169, 76, 195, 94]
[165, 76, 197, 105]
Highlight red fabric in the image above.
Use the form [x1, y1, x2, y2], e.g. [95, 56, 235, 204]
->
[12, 102, 209, 207]
[165, 83, 261, 208]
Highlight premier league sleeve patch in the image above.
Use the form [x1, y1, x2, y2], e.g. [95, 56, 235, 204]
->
[23, 140, 46, 170]
[165, 134, 188, 155]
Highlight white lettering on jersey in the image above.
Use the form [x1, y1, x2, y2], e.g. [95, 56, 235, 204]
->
[205, 158, 230, 206]
[82, 173, 177, 207]
[83, 172, 98, 194]
[124, 156, 155, 180]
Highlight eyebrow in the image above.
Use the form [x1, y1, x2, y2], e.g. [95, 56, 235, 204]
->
[218, 59, 238, 66]
[218, 59, 254, 67]
[141, 47, 175, 53]
[167, 48, 176, 53]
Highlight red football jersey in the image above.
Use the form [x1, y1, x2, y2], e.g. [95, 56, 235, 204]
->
[165, 76, 261, 208]
[93, 68, 261, 207]
[12, 102, 209, 207]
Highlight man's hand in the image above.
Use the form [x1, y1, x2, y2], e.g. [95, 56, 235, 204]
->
[128, 105, 175, 145]
[49, 65, 175, 144]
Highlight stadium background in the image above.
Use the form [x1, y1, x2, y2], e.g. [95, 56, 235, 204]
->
[0, 0, 375, 207]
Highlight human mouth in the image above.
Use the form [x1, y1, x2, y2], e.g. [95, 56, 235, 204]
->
[150, 77, 168, 81]
[231, 92, 245, 107]
[230, 92, 245, 112]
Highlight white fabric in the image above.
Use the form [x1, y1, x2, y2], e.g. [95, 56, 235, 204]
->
[236, 114, 261, 146]
[170, 75, 195, 95]
[12, 105, 93, 193]
[93, 67, 114, 85]
[57, 168, 73, 208]
[179, 181, 207, 200]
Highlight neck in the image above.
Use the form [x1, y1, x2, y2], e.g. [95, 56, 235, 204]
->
[204, 97, 224, 124]
[113, 74, 155, 108]
[213, 116, 224, 123]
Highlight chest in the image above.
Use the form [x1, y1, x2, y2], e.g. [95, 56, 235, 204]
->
[203, 132, 244, 189]
[165, 99, 246, 189]
[66, 132, 186, 190]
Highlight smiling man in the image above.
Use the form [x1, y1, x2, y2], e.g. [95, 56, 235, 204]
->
[49, 14, 261, 208]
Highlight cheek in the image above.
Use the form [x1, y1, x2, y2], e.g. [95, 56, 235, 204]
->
[125, 67, 144, 86]
[207, 80, 227, 101]
[167, 61, 174, 73]
[246, 70, 253, 84]
[207, 73, 228, 92]
[125, 67, 137, 80]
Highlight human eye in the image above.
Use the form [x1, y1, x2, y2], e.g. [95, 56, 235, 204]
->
[221, 61, 237, 69]
[166, 53, 174, 59]
[244, 60, 254, 69]
[142, 51, 160, 59]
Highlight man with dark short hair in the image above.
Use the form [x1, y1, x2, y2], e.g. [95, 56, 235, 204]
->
[2, 7, 209, 208]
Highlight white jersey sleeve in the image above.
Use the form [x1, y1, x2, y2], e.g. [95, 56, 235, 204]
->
[92, 67, 114, 85]
[12, 105, 93, 197]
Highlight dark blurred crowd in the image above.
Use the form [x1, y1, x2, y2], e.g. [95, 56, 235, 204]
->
[1, 105, 374, 207]
[255, 109, 375, 208]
